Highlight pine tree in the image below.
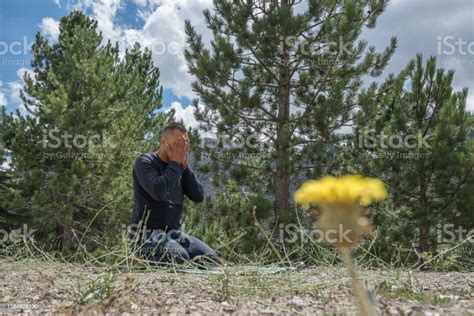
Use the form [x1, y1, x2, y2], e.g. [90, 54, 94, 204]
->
[1, 12, 166, 252]
[185, 0, 396, 214]
[0, 108, 18, 231]
[352, 54, 474, 254]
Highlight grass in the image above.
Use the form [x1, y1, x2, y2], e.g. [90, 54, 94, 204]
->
[0, 229, 472, 314]
[0, 253, 472, 314]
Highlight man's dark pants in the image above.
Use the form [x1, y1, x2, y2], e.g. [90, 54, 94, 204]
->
[136, 229, 218, 264]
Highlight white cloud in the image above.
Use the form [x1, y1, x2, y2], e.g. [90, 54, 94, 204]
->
[165, 101, 215, 139]
[8, 82, 24, 112]
[72, 0, 123, 44]
[89, 0, 123, 42]
[1, 160, 11, 171]
[360, 0, 473, 113]
[166, 101, 199, 129]
[8, 82, 22, 102]
[466, 94, 474, 113]
[6, 68, 37, 116]
[16, 67, 35, 82]
[0, 90, 7, 107]
[132, 0, 150, 6]
[142, 0, 213, 99]
[120, 0, 213, 99]
[39, 17, 60, 41]
[70, 0, 212, 99]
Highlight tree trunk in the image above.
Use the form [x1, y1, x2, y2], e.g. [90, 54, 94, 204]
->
[274, 0, 290, 215]
[275, 154, 290, 214]
[60, 208, 73, 253]
[418, 166, 429, 253]
[62, 226, 72, 253]
[419, 225, 429, 253]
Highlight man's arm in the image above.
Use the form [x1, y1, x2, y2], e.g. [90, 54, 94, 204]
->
[182, 167, 204, 203]
[134, 155, 184, 201]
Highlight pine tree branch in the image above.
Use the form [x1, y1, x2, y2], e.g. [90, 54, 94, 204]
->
[430, 164, 474, 218]
[207, 80, 276, 141]
[224, 10, 281, 83]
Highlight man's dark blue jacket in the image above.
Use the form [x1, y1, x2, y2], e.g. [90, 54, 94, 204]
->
[131, 152, 204, 231]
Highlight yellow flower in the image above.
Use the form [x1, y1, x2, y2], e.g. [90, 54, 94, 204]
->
[294, 174, 387, 207]
[294, 174, 387, 248]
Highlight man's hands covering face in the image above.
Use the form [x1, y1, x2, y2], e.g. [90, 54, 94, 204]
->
[168, 135, 189, 168]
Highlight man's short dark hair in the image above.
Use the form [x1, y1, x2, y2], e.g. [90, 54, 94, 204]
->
[162, 122, 187, 135]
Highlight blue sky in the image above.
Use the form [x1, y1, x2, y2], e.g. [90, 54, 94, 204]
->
[0, 0, 65, 84]
[1, 0, 473, 122]
[0, 0, 193, 115]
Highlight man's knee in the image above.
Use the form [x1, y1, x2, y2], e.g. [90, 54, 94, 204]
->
[137, 232, 190, 263]
[164, 239, 190, 263]
[181, 233, 219, 261]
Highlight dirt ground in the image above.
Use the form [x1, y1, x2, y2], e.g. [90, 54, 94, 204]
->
[0, 259, 472, 315]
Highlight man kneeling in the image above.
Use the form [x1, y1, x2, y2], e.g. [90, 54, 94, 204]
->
[130, 122, 218, 264]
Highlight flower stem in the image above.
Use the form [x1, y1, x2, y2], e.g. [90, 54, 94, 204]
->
[341, 248, 375, 316]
